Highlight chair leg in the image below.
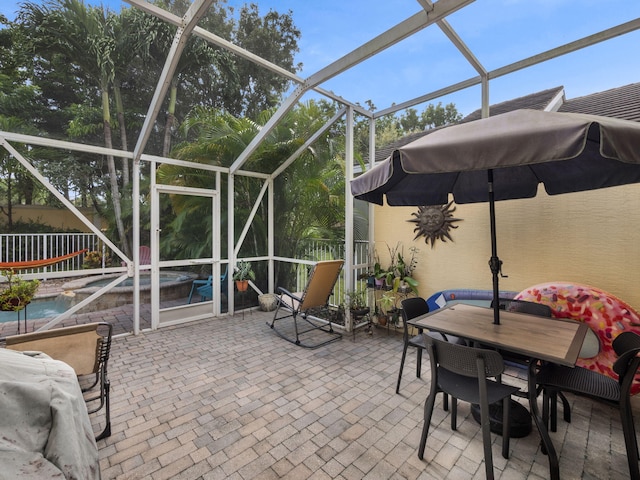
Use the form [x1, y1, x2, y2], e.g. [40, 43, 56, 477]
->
[559, 392, 571, 423]
[396, 344, 409, 394]
[620, 396, 640, 480]
[95, 379, 111, 441]
[542, 388, 550, 430]
[451, 397, 458, 430]
[550, 390, 558, 432]
[502, 396, 511, 459]
[480, 398, 495, 480]
[416, 347, 423, 378]
[418, 391, 437, 460]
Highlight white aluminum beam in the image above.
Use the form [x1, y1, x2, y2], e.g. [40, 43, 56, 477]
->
[124, 0, 371, 117]
[417, 0, 486, 76]
[132, 0, 212, 161]
[229, 85, 307, 173]
[304, 0, 475, 90]
[375, 17, 640, 117]
[271, 107, 347, 179]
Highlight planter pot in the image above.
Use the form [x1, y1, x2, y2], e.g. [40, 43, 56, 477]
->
[350, 307, 370, 320]
[0, 297, 29, 311]
[258, 293, 278, 312]
[377, 314, 388, 327]
[235, 280, 249, 292]
[374, 278, 385, 289]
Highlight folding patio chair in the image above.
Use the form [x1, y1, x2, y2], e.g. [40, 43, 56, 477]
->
[6, 322, 113, 441]
[267, 259, 344, 348]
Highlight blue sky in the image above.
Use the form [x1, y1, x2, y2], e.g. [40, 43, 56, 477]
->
[3, 0, 640, 116]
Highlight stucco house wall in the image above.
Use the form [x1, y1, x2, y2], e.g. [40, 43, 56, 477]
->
[9, 205, 103, 232]
[373, 183, 640, 312]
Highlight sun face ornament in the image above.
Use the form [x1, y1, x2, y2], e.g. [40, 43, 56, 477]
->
[408, 201, 462, 248]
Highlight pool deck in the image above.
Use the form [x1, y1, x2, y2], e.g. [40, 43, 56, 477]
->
[0, 280, 637, 479]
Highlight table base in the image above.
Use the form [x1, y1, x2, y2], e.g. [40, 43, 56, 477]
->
[470, 400, 532, 438]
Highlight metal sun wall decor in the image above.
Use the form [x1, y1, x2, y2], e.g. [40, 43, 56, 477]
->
[408, 201, 462, 248]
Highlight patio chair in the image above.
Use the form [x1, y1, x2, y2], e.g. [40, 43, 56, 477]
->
[120, 245, 151, 267]
[418, 335, 520, 480]
[537, 331, 640, 480]
[489, 298, 571, 418]
[6, 322, 113, 441]
[188, 266, 228, 303]
[267, 259, 344, 348]
[396, 297, 465, 395]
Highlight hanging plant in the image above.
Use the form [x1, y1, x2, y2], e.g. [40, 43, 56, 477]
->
[0, 269, 40, 312]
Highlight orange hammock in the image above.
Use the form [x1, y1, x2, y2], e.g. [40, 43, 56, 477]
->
[0, 249, 88, 270]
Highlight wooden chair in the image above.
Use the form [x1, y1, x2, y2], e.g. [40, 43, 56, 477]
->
[6, 322, 113, 441]
[418, 335, 520, 480]
[267, 260, 344, 348]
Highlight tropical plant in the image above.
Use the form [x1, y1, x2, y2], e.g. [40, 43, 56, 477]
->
[0, 269, 40, 311]
[82, 250, 111, 269]
[233, 261, 255, 282]
[345, 288, 368, 312]
[378, 291, 396, 316]
[393, 246, 420, 294]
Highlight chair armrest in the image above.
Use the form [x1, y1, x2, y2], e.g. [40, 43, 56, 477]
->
[277, 287, 302, 303]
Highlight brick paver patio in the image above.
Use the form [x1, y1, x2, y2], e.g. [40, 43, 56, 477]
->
[80, 307, 637, 480]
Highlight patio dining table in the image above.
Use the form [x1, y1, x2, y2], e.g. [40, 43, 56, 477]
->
[410, 302, 589, 480]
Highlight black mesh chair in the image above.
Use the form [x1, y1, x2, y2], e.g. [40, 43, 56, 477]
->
[418, 335, 520, 479]
[492, 297, 553, 317]
[490, 298, 571, 417]
[396, 297, 465, 395]
[537, 331, 640, 480]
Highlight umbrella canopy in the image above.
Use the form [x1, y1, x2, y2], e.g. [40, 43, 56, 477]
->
[351, 109, 640, 323]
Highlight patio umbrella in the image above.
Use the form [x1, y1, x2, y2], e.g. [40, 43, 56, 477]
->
[350, 109, 640, 324]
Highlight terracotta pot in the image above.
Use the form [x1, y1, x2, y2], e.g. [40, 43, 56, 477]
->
[377, 314, 388, 326]
[235, 280, 249, 292]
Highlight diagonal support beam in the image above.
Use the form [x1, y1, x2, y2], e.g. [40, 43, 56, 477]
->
[304, 0, 474, 89]
[132, 0, 212, 162]
[229, 85, 307, 173]
[272, 107, 347, 179]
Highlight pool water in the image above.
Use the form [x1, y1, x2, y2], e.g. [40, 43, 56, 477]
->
[0, 298, 69, 323]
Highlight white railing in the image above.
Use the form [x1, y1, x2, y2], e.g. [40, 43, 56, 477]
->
[295, 239, 371, 305]
[0, 234, 373, 302]
[0, 233, 100, 273]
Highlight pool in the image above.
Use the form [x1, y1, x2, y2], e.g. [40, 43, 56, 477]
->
[0, 296, 72, 323]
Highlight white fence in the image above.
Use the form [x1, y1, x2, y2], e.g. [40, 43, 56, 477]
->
[295, 239, 371, 305]
[0, 234, 372, 304]
[0, 233, 100, 273]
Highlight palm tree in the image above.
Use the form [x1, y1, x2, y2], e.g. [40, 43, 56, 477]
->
[160, 102, 345, 286]
[20, 0, 131, 257]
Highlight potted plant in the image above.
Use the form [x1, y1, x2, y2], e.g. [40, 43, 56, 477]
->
[233, 261, 255, 292]
[345, 289, 369, 317]
[377, 291, 396, 327]
[392, 246, 419, 295]
[0, 269, 40, 312]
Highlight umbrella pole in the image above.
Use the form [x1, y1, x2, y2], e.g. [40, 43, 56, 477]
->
[488, 169, 502, 325]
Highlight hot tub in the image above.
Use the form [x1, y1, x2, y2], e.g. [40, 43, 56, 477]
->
[61, 272, 197, 312]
